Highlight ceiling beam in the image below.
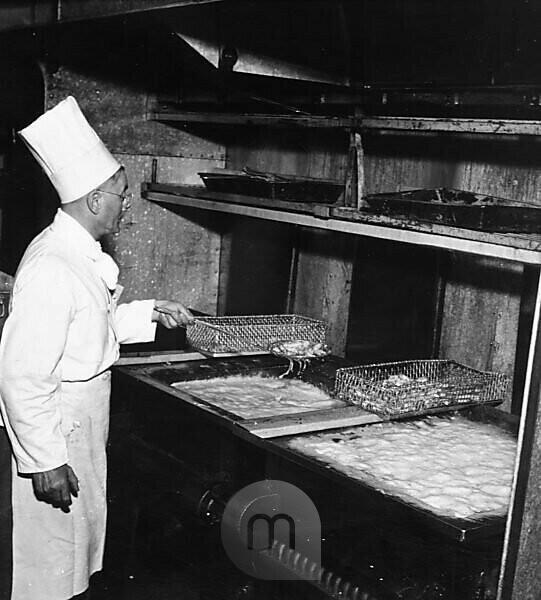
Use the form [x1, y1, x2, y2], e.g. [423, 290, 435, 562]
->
[0, 0, 223, 32]
[57, 0, 223, 22]
[0, 2, 57, 32]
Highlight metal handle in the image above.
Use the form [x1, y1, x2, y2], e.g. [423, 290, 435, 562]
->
[192, 318, 234, 335]
[152, 309, 233, 337]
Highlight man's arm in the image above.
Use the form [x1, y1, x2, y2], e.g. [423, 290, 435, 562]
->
[114, 299, 193, 343]
[0, 256, 78, 511]
[152, 300, 194, 329]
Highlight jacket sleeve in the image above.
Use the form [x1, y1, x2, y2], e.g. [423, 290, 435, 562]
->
[0, 256, 75, 474]
[114, 300, 157, 344]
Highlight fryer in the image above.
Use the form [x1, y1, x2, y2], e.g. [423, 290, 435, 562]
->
[112, 354, 517, 599]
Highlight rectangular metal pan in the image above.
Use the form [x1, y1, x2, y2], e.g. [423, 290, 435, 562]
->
[363, 188, 541, 233]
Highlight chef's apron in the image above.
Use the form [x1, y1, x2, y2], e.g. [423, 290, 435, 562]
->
[0, 426, 13, 600]
[10, 370, 111, 600]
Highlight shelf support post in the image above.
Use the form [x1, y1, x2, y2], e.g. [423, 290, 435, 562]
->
[344, 129, 365, 209]
[499, 266, 541, 599]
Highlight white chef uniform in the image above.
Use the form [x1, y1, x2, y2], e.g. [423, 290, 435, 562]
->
[0, 97, 157, 600]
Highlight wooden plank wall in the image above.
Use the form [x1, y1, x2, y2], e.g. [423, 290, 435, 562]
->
[510, 396, 541, 599]
[225, 130, 532, 378]
[226, 128, 354, 355]
[362, 134, 531, 410]
[293, 228, 355, 356]
[215, 213, 294, 317]
[42, 64, 225, 316]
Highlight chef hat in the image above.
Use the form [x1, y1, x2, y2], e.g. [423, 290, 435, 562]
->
[18, 96, 121, 204]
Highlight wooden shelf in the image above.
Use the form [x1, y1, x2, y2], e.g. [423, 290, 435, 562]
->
[149, 109, 541, 136]
[142, 183, 541, 264]
[149, 110, 355, 129]
[143, 183, 335, 217]
[362, 116, 541, 136]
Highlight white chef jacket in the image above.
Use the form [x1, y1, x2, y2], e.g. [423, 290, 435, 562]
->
[0, 208, 156, 474]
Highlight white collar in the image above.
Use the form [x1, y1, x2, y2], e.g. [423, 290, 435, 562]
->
[50, 208, 119, 290]
[51, 208, 103, 259]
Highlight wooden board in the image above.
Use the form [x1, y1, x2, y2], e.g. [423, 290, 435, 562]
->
[361, 117, 541, 136]
[115, 351, 206, 366]
[333, 207, 541, 252]
[145, 182, 335, 215]
[439, 255, 521, 412]
[194, 349, 269, 358]
[293, 229, 355, 356]
[214, 217, 294, 316]
[236, 405, 381, 438]
[151, 113, 541, 136]
[145, 190, 541, 264]
[237, 401, 505, 439]
[151, 110, 356, 129]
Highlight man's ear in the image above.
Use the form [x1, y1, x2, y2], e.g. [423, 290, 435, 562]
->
[86, 191, 101, 215]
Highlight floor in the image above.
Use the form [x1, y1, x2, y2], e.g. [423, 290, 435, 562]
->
[90, 503, 246, 600]
[89, 498, 322, 600]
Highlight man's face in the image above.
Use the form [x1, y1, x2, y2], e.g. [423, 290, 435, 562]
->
[98, 170, 129, 236]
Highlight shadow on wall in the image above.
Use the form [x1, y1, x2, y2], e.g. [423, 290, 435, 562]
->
[0, 43, 53, 275]
[346, 237, 441, 363]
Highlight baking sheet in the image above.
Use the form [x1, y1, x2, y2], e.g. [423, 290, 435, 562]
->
[363, 188, 541, 233]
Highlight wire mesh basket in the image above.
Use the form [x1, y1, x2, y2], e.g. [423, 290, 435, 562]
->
[334, 360, 509, 418]
[187, 314, 327, 355]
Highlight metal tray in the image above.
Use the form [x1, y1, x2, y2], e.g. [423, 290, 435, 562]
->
[363, 188, 541, 232]
[199, 169, 344, 203]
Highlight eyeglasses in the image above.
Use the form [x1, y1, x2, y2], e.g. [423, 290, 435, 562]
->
[97, 189, 133, 210]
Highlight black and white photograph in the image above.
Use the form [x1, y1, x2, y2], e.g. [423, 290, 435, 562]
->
[0, 2, 539, 599]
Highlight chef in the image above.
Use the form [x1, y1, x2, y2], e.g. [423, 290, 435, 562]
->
[0, 96, 193, 600]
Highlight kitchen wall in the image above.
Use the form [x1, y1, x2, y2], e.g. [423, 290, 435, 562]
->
[363, 134, 532, 410]
[38, 20, 225, 314]
[225, 126, 526, 410]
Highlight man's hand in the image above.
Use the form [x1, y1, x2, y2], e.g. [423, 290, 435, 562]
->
[152, 300, 194, 329]
[31, 464, 79, 513]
